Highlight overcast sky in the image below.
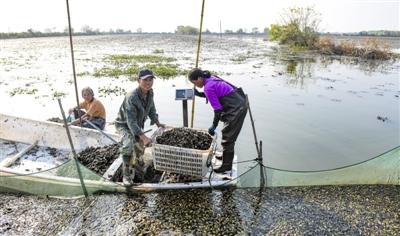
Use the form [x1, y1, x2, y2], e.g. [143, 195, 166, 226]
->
[0, 0, 399, 33]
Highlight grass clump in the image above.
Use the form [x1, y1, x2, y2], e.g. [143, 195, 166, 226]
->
[52, 91, 67, 99]
[93, 54, 183, 80]
[109, 54, 176, 64]
[315, 37, 393, 60]
[9, 87, 38, 96]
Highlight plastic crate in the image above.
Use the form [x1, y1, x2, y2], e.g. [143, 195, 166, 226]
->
[152, 127, 215, 178]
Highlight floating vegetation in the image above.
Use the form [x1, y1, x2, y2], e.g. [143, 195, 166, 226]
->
[93, 63, 182, 79]
[145, 63, 181, 78]
[92, 54, 183, 79]
[93, 67, 127, 78]
[98, 85, 126, 97]
[156, 128, 212, 150]
[108, 54, 176, 64]
[52, 91, 67, 99]
[77, 71, 90, 77]
[9, 87, 38, 96]
[152, 49, 164, 54]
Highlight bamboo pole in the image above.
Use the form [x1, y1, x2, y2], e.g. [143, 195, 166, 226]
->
[58, 99, 88, 197]
[0, 140, 38, 167]
[65, 0, 82, 127]
[190, 0, 206, 128]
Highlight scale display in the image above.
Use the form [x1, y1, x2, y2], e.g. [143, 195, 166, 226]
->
[175, 89, 194, 100]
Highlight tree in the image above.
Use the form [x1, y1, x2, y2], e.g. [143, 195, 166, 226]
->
[175, 25, 198, 34]
[64, 26, 74, 33]
[270, 6, 321, 48]
[81, 25, 94, 34]
[251, 27, 259, 34]
[236, 28, 244, 34]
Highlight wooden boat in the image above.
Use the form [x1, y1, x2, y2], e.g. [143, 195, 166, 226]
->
[0, 113, 238, 197]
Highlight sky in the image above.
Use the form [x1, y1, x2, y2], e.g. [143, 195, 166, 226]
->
[0, 0, 399, 33]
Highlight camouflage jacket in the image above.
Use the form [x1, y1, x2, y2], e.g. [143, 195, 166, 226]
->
[115, 87, 159, 136]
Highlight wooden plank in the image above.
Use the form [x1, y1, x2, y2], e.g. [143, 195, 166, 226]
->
[0, 140, 38, 167]
[103, 157, 122, 180]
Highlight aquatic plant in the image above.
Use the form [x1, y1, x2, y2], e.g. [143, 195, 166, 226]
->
[93, 67, 125, 78]
[144, 63, 181, 78]
[98, 85, 126, 97]
[93, 54, 183, 80]
[9, 87, 38, 96]
[52, 91, 67, 99]
[109, 54, 176, 64]
[153, 49, 164, 54]
[77, 71, 90, 77]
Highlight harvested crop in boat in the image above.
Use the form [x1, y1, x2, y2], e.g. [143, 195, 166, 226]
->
[156, 128, 212, 150]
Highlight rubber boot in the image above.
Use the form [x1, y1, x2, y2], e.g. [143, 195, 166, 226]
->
[122, 161, 134, 186]
[214, 151, 234, 173]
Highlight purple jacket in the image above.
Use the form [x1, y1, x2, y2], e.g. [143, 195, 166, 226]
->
[203, 76, 235, 111]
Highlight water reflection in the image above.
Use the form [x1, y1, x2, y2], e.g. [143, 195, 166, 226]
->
[284, 59, 315, 88]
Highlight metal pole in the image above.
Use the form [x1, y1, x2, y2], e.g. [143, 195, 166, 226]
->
[182, 100, 188, 127]
[58, 99, 88, 197]
[190, 0, 206, 128]
[65, 0, 82, 126]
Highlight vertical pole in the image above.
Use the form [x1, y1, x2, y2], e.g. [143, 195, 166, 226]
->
[246, 95, 260, 155]
[58, 99, 88, 197]
[182, 100, 188, 127]
[66, 0, 81, 126]
[190, 0, 206, 128]
[219, 20, 222, 38]
[259, 140, 265, 188]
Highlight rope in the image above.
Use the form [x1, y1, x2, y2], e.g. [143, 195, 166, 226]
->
[214, 163, 260, 187]
[245, 145, 399, 173]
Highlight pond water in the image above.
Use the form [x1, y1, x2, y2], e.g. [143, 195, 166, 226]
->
[1, 34, 399, 234]
[0, 34, 399, 183]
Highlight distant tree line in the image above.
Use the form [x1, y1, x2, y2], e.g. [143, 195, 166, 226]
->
[175, 25, 268, 35]
[1, 25, 269, 39]
[321, 30, 400, 37]
[0, 26, 133, 39]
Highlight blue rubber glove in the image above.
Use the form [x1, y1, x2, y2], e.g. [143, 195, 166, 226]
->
[208, 126, 216, 136]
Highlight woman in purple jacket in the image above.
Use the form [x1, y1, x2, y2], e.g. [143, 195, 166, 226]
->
[188, 68, 248, 173]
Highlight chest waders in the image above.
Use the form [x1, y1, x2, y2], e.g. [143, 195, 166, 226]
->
[214, 90, 248, 173]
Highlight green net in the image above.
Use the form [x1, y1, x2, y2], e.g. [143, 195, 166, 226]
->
[0, 114, 398, 197]
[0, 159, 125, 197]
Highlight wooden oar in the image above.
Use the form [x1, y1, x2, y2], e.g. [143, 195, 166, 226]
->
[0, 140, 39, 167]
